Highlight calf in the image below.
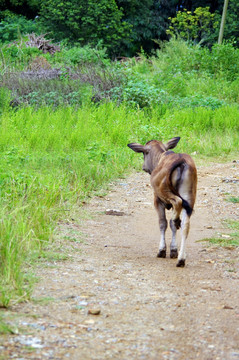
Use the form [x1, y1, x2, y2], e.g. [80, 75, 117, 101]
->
[128, 137, 197, 267]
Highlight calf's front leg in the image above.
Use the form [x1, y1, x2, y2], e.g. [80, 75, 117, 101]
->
[154, 195, 167, 258]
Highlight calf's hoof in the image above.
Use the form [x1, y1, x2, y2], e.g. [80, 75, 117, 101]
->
[174, 218, 181, 229]
[157, 249, 166, 258]
[170, 249, 178, 258]
[176, 259, 185, 267]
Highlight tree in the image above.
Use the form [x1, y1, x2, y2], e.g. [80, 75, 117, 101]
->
[175, 0, 224, 13]
[166, 6, 218, 45]
[39, 0, 132, 55]
[217, 0, 239, 46]
[0, 0, 40, 18]
[218, 0, 229, 44]
[116, 0, 179, 54]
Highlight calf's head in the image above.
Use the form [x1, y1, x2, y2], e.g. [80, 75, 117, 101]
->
[127, 137, 180, 174]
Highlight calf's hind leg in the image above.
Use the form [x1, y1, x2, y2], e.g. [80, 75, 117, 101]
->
[170, 196, 183, 229]
[177, 209, 190, 267]
[170, 219, 178, 258]
[154, 196, 167, 258]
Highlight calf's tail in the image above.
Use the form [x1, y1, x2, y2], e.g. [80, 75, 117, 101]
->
[169, 159, 194, 217]
[181, 198, 193, 217]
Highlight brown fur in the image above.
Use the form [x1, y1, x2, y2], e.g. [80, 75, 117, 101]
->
[127, 137, 197, 267]
[151, 151, 197, 213]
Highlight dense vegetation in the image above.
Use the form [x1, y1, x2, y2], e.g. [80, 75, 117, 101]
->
[0, 0, 239, 55]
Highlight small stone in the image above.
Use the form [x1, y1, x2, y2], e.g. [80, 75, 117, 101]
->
[222, 305, 234, 310]
[88, 309, 101, 315]
[78, 300, 88, 306]
[105, 209, 125, 216]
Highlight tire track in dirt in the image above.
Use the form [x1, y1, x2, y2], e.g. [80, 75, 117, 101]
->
[1, 162, 239, 360]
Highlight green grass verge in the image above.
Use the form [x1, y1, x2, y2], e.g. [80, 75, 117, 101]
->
[200, 220, 239, 247]
[0, 315, 17, 335]
[227, 197, 239, 203]
[0, 102, 238, 306]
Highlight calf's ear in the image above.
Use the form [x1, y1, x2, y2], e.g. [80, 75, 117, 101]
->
[127, 143, 146, 153]
[164, 137, 180, 150]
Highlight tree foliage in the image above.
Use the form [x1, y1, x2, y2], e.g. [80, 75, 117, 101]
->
[167, 7, 218, 45]
[216, 0, 239, 46]
[0, 0, 238, 55]
[39, 0, 132, 55]
[116, 0, 179, 54]
[0, 10, 39, 42]
[0, 0, 40, 17]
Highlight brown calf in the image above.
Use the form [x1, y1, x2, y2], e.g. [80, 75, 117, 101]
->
[128, 137, 197, 267]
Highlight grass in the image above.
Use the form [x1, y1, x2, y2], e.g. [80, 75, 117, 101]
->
[33, 250, 69, 262]
[32, 296, 56, 305]
[227, 197, 239, 203]
[202, 237, 239, 247]
[201, 220, 239, 247]
[0, 314, 17, 335]
[0, 38, 239, 306]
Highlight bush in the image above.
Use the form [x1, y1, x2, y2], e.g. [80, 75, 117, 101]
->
[172, 94, 226, 110]
[0, 11, 40, 43]
[0, 87, 10, 114]
[207, 43, 239, 81]
[39, 0, 132, 55]
[63, 44, 110, 67]
[153, 39, 239, 81]
[1, 77, 92, 108]
[122, 78, 161, 108]
[0, 43, 41, 70]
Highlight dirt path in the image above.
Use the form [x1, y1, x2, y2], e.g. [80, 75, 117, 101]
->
[1, 161, 239, 360]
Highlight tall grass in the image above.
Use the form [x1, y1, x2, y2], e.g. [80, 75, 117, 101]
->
[1, 102, 238, 307]
[0, 103, 139, 305]
[126, 39, 239, 108]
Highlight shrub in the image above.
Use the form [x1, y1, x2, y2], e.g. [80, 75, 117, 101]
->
[208, 43, 239, 81]
[39, 0, 132, 55]
[0, 87, 10, 114]
[0, 11, 40, 43]
[122, 79, 160, 108]
[63, 44, 109, 67]
[153, 39, 239, 81]
[172, 94, 226, 110]
[2, 77, 92, 108]
[0, 43, 41, 70]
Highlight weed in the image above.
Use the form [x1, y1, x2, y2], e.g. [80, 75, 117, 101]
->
[223, 219, 239, 230]
[0, 316, 17, 334]
[227, 197, 239, 203]
[32, 296, 55, 305]
[201, 220, 239, 247]
[226, 268, 236, 273]
[63, 235, 84, 244]
[201, 237, 239, 247]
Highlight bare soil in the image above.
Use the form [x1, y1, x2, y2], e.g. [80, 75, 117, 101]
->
[1, 161, 239, 360]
